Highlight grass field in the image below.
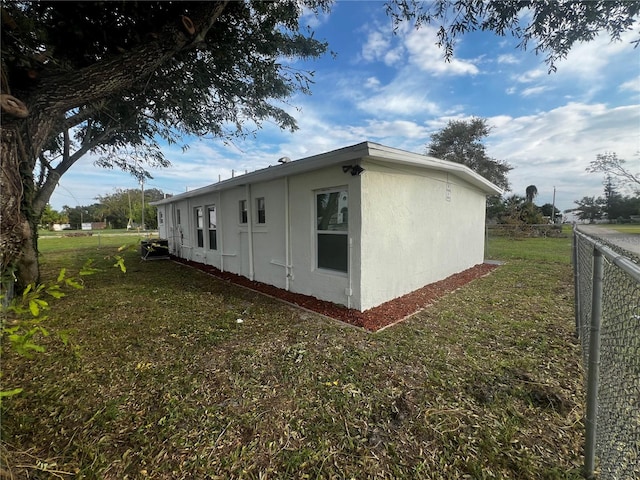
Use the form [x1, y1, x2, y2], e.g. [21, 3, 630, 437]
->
[37, 231, 156, 253]
[604, 224, 640, 234]
[1, 233, 585, 479]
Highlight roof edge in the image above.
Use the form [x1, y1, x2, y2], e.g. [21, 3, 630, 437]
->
[151, 141, 502, 205]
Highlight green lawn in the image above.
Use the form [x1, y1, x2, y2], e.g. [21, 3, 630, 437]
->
[37, 232, 158, 253]
[605, 224, 640, 234]
[1, 233, 585, 479]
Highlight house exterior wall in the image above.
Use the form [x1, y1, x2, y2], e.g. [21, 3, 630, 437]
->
[157, 164, 364, 308]
[358, 159, 487, 311]
[238, 179, 287, 289]
[287, 164, 362, 308]
[218, 186, 246, 275]
[153, 142, 496, 313]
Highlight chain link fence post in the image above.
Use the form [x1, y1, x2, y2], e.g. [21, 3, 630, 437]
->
[584, 248, 603, 479]
[573, 230, 581, 338]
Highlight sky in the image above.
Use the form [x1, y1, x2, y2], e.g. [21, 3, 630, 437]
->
[49, 1, 640, 215]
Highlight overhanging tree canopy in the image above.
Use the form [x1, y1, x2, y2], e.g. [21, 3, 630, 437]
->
[386, 0, 640, 71]
[0, 0, 330, 288]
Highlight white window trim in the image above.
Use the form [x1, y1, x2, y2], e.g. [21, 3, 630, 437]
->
[239, 199, 248, 224]
[207, 205, 217, 250]
[195, 206, 204, 248]
[315, 187, 349, 274]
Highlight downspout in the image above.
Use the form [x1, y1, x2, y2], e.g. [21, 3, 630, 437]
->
[170, 203, 176, 255]
[186, 197, 192, 261]
[347, 236, 353, 309]
[218, 191, 224, 272]
[246, 184, 255, 281]
[284, 176, 291, 290]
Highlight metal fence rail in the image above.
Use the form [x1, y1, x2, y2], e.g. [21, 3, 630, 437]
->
[573, 227, 640, 479]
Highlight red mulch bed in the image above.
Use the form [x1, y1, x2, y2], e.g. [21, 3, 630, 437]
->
[171, 256, 498, 332]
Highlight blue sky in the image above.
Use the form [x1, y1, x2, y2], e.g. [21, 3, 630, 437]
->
[50, 1, 640, 214]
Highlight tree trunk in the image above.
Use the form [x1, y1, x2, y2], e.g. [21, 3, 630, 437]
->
[0, 127, 37, 293]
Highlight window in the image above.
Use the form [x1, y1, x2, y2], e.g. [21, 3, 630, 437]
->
[316, 189, 348, 273]
[239, 200, 247, 224]
[256, 197, 266, 224]
[176, 209, 181, 225]
[158, 211, 164, 224]
[207, 206, 217, 250]
[195, 207, 204, 248]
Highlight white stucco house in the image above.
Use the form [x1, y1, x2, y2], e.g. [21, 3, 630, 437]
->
[151, 142, 502, 311]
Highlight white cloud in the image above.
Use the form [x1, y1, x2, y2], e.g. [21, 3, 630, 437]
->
[404, 27, 479, 76]
[497, 54, 519, 65]
[620, 76, 640, 92]
[361, 30, 395, 65]
[508, 29, 640, 103]
[521, 85, 552, 97]
[364, 76, 381, 89]
[348, 119, 430, 143]
[555, 29, 638, 78]
[357, 87, 440, 116]
[299, 2, 332, 29]
[361, 23, 478, 76]
[515, 68, 546, 83]
[487, 103, 640, 209]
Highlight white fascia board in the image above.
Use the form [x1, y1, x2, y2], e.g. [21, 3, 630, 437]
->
[151, 141, 501, 206]
[363, 142, 503, 196]
[151, 142, 371, 206]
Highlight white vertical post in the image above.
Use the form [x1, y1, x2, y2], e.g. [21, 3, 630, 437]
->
[573, 229, 581, 338]
[246, 184, 254, 281]
[284, 176, 290, 290]
[141, 179, 145, 231]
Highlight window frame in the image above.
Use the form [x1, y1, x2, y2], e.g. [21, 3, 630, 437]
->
[256, 197, 266, 224]
[239, 200, 248, 224]
[315, 188, 349, 274]
[194, 206, 204, 248]
[207, 205, 217, 250]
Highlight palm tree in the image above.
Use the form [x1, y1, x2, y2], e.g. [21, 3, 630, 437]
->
[525, 185, 538, 203]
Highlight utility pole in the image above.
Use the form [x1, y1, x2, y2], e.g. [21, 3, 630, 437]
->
[141, 179, 145, 231]
[551, 186, 556, 223]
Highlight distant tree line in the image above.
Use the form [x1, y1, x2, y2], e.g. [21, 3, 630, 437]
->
[569, 152, 640, 223]
[39, 188, 168, 230]
[488, 194, 561, 225]
[570, 181, 640, 223]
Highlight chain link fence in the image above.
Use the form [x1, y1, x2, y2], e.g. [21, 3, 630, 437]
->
[573, 227, 640, 479]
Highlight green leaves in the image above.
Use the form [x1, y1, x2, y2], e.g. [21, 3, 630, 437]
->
[388, 0, 640, 72]
[427, 117, 512, 191]
[0, 388, 24, 399]
[29, 298, 48, 317]
[8, 326, 49, 357]
[113, 255, 127, 273]
[79, 262, 101, 277]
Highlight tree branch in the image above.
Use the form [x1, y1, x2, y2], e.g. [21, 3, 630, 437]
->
[33, 127, 116, 214]
[23, 2, 229, 161]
